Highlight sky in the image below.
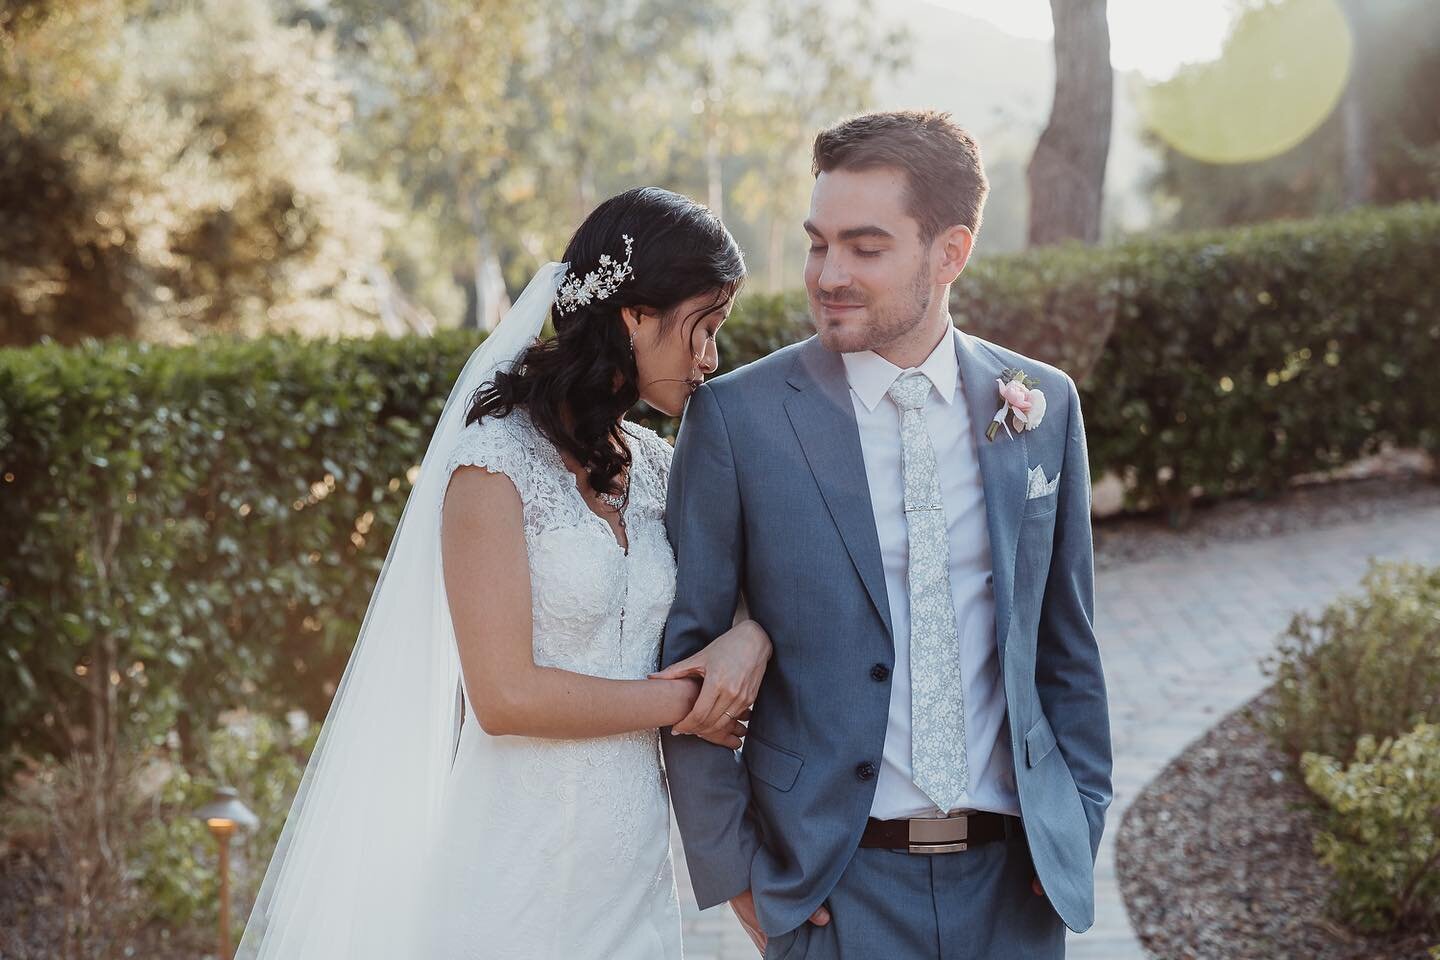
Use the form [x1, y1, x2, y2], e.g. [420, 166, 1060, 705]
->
[921, 0, 1241, 80]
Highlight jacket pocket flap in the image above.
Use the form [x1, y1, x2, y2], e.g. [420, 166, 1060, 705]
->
[1025, 714, 1058, 768]
[744, 734, 804, 792]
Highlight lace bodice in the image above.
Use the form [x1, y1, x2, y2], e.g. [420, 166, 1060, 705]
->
[443, 408, 676, 683]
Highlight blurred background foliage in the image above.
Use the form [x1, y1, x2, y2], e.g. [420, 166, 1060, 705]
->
[4, 0, 1437, 346]
[0, 0, 911, 343]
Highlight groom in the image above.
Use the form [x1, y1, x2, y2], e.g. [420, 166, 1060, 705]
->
[660, 110, 1112, 958]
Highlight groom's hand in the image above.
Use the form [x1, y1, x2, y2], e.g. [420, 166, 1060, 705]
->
[1031, 874, 1045, 897]
[729, 889, 830, 956]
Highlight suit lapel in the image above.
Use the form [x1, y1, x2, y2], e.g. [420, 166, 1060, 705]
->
[781, 332, 1026, 656]
[955, 330, 1026, 659]
[784, 339, 895, 645]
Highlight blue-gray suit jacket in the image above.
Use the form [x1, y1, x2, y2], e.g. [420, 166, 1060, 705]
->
[660, 330, 1112, 937]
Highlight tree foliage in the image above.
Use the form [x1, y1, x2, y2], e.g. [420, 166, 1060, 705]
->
[1147, 0, 1440, 230]
[0, 0, 393, 345]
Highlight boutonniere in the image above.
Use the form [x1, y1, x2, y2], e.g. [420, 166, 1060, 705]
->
[987, 367, 1047, 441]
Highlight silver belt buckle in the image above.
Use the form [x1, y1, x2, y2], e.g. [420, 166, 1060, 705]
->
[908, 812, 968, 854]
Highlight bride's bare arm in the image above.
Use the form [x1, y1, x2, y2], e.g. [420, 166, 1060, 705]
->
[442, 465, 745, 745]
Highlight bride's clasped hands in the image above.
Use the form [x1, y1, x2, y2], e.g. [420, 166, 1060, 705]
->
[652, 616, 769, 748]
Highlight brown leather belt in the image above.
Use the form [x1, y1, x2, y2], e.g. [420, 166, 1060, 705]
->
[859, 811, 1018, 854]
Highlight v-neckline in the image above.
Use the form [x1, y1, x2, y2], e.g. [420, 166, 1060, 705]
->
[571, 469, 632, 555]
[539, 419, 636, 555]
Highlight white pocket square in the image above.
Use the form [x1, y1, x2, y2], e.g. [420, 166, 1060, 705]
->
[1026, 464, 1060, 500]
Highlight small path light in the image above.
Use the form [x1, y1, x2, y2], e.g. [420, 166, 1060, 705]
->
[194, 786, 259, 960]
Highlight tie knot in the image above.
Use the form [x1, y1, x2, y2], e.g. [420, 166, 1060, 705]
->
[887, 371, 932, 411]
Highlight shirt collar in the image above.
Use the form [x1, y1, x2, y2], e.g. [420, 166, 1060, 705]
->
[840, 325, 959, 413]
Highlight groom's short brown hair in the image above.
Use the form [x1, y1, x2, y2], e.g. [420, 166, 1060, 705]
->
[812, 110, 989, 243]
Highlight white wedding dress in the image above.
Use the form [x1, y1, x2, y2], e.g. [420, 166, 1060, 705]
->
[417, 406, 684, 959]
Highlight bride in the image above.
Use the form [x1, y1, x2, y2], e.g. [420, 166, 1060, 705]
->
[238, 187, 769, 959]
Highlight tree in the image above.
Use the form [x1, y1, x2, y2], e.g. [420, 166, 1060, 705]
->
[329, 0, 734, 328]
[136, 0, 393, 339]
[0, 0, 395, 346]
[0, 0, 168, 344]
[724, 0, 910, 291]
[1026, 0, 1113, 247]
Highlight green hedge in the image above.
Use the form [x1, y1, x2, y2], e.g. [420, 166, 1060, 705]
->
[0, 333, 467, 779]
[1070, 203, 1440, 519]
[2, 203, 1438, 780]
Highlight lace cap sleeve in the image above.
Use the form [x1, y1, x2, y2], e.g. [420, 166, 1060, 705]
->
[648, 430, 674, 489]
[623, 422, 674, 503]
[445, 417, 531, 493]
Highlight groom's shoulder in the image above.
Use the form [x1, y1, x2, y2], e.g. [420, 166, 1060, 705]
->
[706, 336, 812, 400]
[963, 331, 1077, 395]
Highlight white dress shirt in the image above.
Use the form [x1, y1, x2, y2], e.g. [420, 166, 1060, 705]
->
[841, 327, 1020, 820]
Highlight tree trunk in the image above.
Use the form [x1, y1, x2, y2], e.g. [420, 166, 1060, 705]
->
[87, 509, 124, 868]
[1339, 0, 1373, 206]
[700, 55, 725, 219]
[705, 122, 724, 220]
[1027, 0, 1113, 247]
[462, 190, 510, 331]
[767, 214, 786, 293]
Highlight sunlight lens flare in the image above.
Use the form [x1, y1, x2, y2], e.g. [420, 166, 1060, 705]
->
[1140, 0, 1352, 165]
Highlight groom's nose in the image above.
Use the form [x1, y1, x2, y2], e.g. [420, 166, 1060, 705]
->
[816, 251, 851, 293]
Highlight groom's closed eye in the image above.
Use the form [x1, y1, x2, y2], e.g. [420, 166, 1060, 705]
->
[807, 243, 885, 258]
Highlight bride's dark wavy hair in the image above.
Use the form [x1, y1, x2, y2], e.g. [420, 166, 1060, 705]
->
[466, 186, 745, 499]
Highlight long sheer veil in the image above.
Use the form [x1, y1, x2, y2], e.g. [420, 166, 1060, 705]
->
[236, 263, 569, 959]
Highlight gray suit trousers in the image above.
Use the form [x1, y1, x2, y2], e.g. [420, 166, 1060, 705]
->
[763, 828, 1065, 960]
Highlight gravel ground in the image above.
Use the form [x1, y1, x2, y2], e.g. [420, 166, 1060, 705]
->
[1116, 692, 1440, 960]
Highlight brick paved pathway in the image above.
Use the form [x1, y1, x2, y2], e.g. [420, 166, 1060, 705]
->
[671, 504, 1440, 959]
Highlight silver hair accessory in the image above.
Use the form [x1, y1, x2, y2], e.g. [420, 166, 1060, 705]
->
[554, 235, 635, 315]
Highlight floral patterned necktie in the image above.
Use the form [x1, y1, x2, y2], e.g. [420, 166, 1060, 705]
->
[887, 370, 969, 812]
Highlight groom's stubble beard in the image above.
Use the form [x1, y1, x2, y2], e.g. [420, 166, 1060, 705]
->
[815, 254, 933, 355]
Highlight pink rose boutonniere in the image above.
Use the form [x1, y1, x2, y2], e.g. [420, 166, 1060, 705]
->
[987, 367, 1047, 441]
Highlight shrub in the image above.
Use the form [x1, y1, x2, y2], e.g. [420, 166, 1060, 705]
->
[130, 711, 313, 941]
[1264, 561, 1440, 766]
[1267, 558, 1440, 771]
[0, 750, 174, 959]
[0, 713, 310, 956]
[1302, 723, 1440, 933]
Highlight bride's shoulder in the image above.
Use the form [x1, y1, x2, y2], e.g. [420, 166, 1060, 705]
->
[621, 421, 674, 500]
[622, 420, 674, 466]
[446, 408, 546, 486]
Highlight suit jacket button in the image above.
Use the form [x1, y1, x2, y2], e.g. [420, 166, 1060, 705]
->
[856, 761, 877, 781]
[870, 663, 890, 682]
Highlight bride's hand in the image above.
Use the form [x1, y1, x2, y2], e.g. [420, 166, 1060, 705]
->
[650, 618, 771, 748]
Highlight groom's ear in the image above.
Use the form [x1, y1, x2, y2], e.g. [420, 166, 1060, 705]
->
[934, 224, 975, 286]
